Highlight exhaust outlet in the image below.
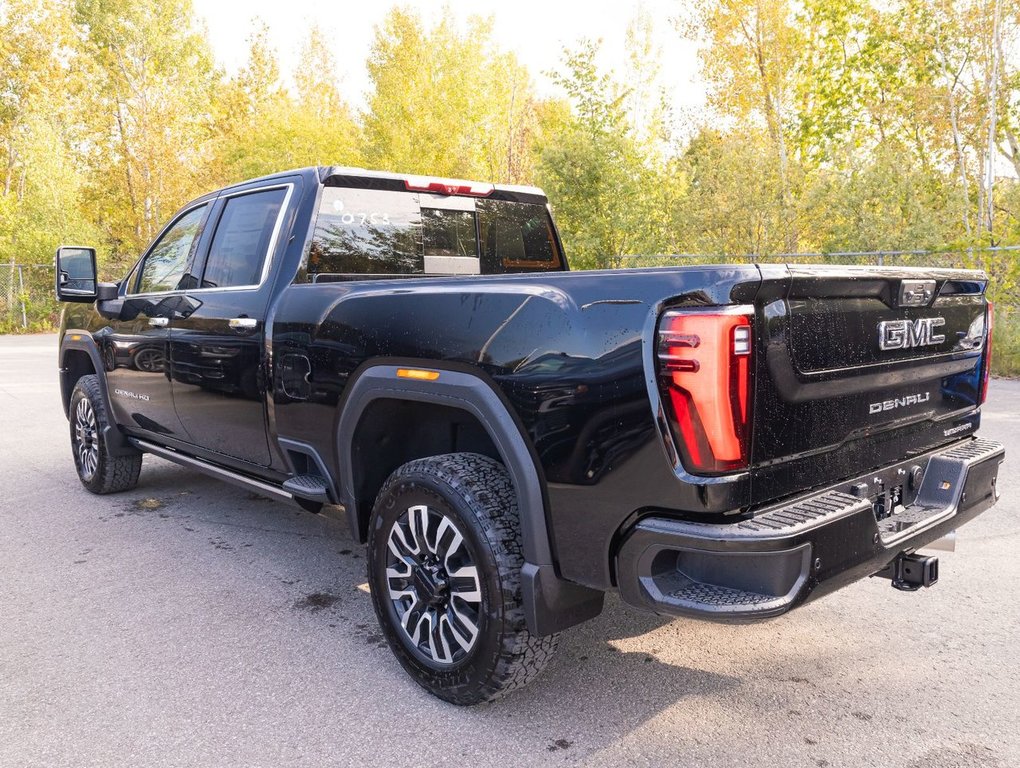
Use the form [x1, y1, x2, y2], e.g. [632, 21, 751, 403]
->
[920, 530, 956, 554]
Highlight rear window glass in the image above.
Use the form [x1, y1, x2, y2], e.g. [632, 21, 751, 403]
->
[478, 199, 559, 270]
[308, 188, 422, 276]
[422, 208, 477, 258]
[306, 187, 560, 279]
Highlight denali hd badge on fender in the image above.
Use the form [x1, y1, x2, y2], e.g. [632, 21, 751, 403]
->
[878, 317, 946, 350]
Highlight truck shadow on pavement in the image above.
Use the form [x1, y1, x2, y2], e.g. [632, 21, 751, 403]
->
[108, 460, 767, 758]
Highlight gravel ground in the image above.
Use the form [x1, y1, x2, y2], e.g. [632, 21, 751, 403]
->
[1, 333, 1018, 768]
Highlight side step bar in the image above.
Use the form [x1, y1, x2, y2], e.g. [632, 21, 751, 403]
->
[281, 475, 332, 503]
[130, 438, 298, 506]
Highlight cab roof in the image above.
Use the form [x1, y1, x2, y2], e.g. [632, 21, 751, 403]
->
[214, 166, 547, 204]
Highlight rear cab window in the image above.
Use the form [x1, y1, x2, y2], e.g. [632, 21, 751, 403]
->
[305, 183, 562, 281]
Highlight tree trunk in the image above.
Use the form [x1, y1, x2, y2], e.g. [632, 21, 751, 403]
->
[984, 0, 1001, 238]
[3, 138, 13, 196]
[940, 50, 972, 240]
[115, 100, 140, 240]
[1002, 125, 1020, 179]
[745, 4, 796, 253]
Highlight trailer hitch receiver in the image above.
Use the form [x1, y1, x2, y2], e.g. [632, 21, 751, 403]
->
[874, 553, 939, 592]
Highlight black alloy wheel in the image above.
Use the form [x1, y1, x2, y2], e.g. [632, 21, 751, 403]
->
[367, 453, 559, 704]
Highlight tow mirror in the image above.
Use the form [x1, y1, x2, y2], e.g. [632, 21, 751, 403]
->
[55, 246, 98, 302]
[55, 246, 117, 303]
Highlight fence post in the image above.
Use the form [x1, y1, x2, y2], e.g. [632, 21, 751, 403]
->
[18, 265, 27, 329]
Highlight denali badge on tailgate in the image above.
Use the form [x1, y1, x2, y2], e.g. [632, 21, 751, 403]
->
[878, 317, 946, 350]
[869, 391, 931, 414]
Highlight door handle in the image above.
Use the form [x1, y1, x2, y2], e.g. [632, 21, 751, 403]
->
[229, 317, 258, 330]
[148, 317, 168, 327]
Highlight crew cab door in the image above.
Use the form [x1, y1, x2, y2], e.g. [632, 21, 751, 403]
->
[103, 203, 211, 439]
[168, 183, 294, 467]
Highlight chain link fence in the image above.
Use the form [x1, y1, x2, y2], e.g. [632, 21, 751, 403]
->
[0, 263, 60, 333]
[623, 246, 1019, 377]
[3, 248, 1018, 374]
[623, 244, 1017, 285]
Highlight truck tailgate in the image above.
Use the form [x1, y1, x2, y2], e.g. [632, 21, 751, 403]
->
[750, 265, 989, 505]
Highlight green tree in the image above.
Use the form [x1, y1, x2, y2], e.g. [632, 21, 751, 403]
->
[691, 0, 803, 250]
[74, 0, 218, 262]
[809, 141, 957, 252]
[364, 7, 537, 182]
[212, 22, 362, 184]
[535, 41, 664, 269]
[675, 128, 787, 257]
[288, 26, 362, 168]
[210, 23, 283, 183]
[0, 0, 99, 328]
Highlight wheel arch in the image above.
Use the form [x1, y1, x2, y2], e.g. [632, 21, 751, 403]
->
[336, 363, 550, 562]
[60, 332, 104, 417]
[59, 332, 134, 455]
[336, 361, 604, 636]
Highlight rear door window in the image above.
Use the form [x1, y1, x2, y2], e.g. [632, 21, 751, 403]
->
[201, 187, 288, 288]
[478, 199, 561, 272]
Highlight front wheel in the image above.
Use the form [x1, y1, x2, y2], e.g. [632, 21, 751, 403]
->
[367, 453, 558, 704]
[69, 374, 142, 494]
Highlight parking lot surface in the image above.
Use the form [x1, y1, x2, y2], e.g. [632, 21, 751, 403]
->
[1, 333, 1018, 767]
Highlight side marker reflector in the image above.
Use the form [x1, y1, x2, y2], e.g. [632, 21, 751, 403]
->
[396, 368, 441, 381]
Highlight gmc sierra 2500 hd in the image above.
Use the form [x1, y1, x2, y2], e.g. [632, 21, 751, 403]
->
[55, 166, 1003, 704]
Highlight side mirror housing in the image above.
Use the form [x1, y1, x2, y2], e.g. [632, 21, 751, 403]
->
[97, 283, 119, 301]
[55, 245, 99, 302]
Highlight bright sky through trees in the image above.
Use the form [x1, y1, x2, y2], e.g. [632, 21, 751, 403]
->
[194, 0, 705, 113]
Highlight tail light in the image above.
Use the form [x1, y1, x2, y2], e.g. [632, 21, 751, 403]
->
[656, 309, 753, 474]
[980, 302, 993, 404]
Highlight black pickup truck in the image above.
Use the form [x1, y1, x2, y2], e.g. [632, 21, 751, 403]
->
[55, 166, 1003, 704]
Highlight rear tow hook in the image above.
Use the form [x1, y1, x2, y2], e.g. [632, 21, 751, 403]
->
[873, 553, 939, 592]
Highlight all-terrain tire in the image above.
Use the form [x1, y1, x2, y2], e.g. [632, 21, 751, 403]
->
[69, 374, 142, 494]
[367, 452, 558, 705]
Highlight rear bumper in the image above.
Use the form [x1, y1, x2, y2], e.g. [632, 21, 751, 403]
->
[615, 437, 1004, 620]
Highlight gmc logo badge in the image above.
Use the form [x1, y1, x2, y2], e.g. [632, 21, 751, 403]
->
[878, 317, 946, 351]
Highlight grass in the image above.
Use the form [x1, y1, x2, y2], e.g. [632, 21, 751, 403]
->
[992, 307, 1020, 378]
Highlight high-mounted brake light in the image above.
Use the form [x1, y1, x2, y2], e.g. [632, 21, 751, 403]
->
[980, 302, 993, 405]
[403, 176, 494, 197]
[657, 310, 753, 474]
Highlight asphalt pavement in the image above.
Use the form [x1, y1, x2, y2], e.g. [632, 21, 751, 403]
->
[1, 333, 1018, 768]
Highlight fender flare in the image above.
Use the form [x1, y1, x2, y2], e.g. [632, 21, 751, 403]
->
[335, 362, 604, 635]
[59, 331, 135, 456]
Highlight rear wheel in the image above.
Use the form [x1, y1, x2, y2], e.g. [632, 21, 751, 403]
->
[367, 452, 558, 704]
[69, 375, 142, 494]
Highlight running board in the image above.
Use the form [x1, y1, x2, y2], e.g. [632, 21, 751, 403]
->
[130, 438, 297, 506]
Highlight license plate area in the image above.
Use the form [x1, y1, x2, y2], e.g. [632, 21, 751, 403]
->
[846, 466, 922, 526]
[827, 439, 1002, 546]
